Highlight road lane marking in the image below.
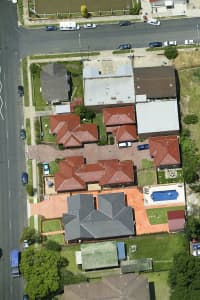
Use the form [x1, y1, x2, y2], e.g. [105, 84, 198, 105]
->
[7, 159, 10, 169]
[6, 128, 9, 139]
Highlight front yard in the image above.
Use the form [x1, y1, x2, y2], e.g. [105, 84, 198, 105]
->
[42, 219, 62, 232]
[146, 206, 185, 225]
[41, 116, 56, 143]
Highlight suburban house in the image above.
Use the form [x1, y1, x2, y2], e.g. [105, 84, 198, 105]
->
[146, 0, 187, 17]
[62, 192, 135, 242]
[149, 135, 181, 168]
[50, 114, 98, 148]
[83, 57, 135, 109]
[40, 63, 71, 104]
[55, 156, 134, 192]
[61, 273, 150, 300]
[167, 210, 185, 232]
[103, 106, 137, 143]
[134, 66, 179, 138]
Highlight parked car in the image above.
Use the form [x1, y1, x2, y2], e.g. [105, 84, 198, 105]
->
[45, 25, 57, 31]
[163, 40, 177, 46]
[119, 21, 131, 26]
[21, 172, 28, 185]
[83, 23, 97, 29]
[184, 39, 195, 45]
[43, 162, 50, 176]
[23, 295, 29, 300]
[118, 142, 132, 148]
[137, 144, 150, 150]
[147, 19, 160, 26]
[23, 240, 29, 249]
[148, 41, 163, 48]
[20, 128, 26, 140]
[18, 85, 24, 97]
[117, 44, 132, 50]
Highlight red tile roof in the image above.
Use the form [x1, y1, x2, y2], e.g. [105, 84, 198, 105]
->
[167, 210, 185, 220]
[55, 157, 134, 192]
[50, 114, 98, 148]
[149, 136, 180, 167]
[167, 210, 185, 232]
[103, 106, 135, 126]
[115, 125, 137, 142]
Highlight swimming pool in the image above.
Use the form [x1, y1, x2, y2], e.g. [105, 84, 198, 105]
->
[151, 190, 179, 201]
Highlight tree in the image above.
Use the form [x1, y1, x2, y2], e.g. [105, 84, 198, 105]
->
[183, 114, 198, 124]
[164, 46, 178, 59]
[80, 4, 88, 18]
[20, 227, 41, 244]
[20, 248, 67, 299]
[26, 184, 34, 197]
[74, 105, 96, 121]
[30, 63, 41, 77]
[185, 216, 200, 241]
[44, 240, 62, 252]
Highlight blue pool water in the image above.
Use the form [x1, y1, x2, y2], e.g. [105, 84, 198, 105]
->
[151, 190, 179, 201]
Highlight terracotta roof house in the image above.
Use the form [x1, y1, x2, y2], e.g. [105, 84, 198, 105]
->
[115, 125, 137, 143]
[61, 273, 150, 300]
[62, 192, 135, 242]
[103, 106, 135, 126]
[55, 157, 134, 192]
[40, 63, 71, 104]
[167, 210, 185, 232]
[149, 136, 180, 168]
[50, 114, 98, 148]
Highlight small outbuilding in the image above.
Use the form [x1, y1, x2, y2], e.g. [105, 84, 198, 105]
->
[167, 210, 185, 232]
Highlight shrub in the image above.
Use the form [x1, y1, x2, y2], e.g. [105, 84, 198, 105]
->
[129, 0, 141, 15]
[81, 5, 88, 18]
[44, 240, 61, 251]
[164, 46, 178, 59]
[109, 135, 115, 145]
[26, 184, 34, 196]
[183, 114, 198, 124]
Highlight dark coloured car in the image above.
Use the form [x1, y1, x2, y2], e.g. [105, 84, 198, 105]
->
[117, 44, 132, 50]
[18, 85, 24, 97]
[137, 144, 150, 150]
[20, 128, 26, 140]
[45, 25, 57, 31]
[23, 295, 29, 300]
[119, 21, 131, 26]
[148, 41, 163, 48]
[21, 172, 28, 185]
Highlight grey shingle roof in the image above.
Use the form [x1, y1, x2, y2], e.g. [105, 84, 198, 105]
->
[62, 192, 135, 241]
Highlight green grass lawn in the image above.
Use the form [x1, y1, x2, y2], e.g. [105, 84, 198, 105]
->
[25, 118, 31, 145]
[62, 61, 83, 99]
[93, 113, 107, 143]
[146, 206, 185, 225]
[158, 169, 184, 184]
[41, 116, 56, 143]
[32, 71, 49, 111]
[137, 168, 157, 187]
[42, 219, 62, 232]
[22, 58, 29, 106]
[49, 160, 59, 175]
[144, 271, 170, 300]
[29, 216, 35, 229]
[27, 159, 33, 186]
[30, 52, 100, 60]
[46, 234, 65, 244]
[61, 245, 81, 274]
[141, 159, 154, 169]
[121, 233, 186, 271]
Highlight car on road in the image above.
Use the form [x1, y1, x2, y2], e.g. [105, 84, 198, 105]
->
[21, 172, 28, 185]
[119, 21, 131, 26]
[83, 23, 97, 29]
[184, 39, 195, 45]
[118, 142, 132, 148]
[117, 44, 132, 50]
[137, 144, 150, 150]
[148, 41, 163, 48]
[20, 128, 26, 140]
[18, 85, 24, 97]
[43, 162, 50, 176]
[147, 19, 160, 26]
[45, 25, 57, 31]
[163, 40, 177, 46]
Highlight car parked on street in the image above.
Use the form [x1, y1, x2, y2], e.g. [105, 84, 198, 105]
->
[184, 39, 195, 45]
[119, 21, 131, 26]
[118, 142, 132, 148]
[163, 40, 177, 46]
[137, 144, 149, 150]
[45, 25, 57, 31]
[148, 41, 163, 48]
[20, 128, 26, 140]
[18, 85, 24, 97]
[21, 172, 28, 185]
[83, 23, 97, 29]
[23, 240, 30, 249]
[147, 19, 160, 26]
[43, 162, 50, 176]
[117, 44, 132, 50]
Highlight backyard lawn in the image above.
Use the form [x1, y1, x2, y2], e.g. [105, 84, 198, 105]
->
[93, 113, 107, 143]
[146, 206, 185, 225]
[61, 244, 81, 274]
[137, 168, 157, 187]
[46, 234, 65, 244]
[158, 169, 184, 184]
[42, 219, 62, 232]
[41, 116, 56, 143]
[145, 271, 170, 300]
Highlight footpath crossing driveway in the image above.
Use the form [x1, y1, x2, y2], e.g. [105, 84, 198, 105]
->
[27, 143, 152, 169]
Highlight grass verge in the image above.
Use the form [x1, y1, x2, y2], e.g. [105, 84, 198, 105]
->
[25, 118, 31, 145]
[146, 206, 185, 225]
[22, 58, 29, 106]
[29, 52, 100, 60]
[17, 0, 24, 25]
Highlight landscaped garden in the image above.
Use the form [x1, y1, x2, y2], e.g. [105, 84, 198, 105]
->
[146, 206, 185, 225]
[157, 169, 184, 184]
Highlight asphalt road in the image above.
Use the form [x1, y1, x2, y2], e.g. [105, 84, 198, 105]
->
[0, 0, 26, 299]
[18, 17, 200, 56]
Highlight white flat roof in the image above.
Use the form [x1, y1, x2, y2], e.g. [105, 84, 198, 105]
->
[55, 104, 71, 114]
[136, 100, 179, 135]
[83, 58, 135, 106]
[143, 183, 185, 206]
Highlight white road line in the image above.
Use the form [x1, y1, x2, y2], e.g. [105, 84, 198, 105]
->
[6, 128, 9, 140]
[8, 190, 11, 199]
[7, 159, 10, 169]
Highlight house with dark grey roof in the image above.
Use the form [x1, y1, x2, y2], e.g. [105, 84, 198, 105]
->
[41, 63, 71, 104]
[62, 192, 135, 242]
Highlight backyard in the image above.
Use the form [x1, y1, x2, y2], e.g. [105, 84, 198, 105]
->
[145, 271, 170, 300]
[158, 169, 184, 184]
[137, 159, 157, 187]
[93, 113, 107, 144]
[146, 206, 185, 225]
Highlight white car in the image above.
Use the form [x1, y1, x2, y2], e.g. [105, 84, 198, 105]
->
[23, 240, 29, 249]
[43, 162, 50, 176]
[118, 142, 132, 148]
[12, 0, 17, 3]
[147, 19, 160, 26]
[83, 23, 97, 29]
[164, 40, 177, 46]
[184, 39, 195, 45]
